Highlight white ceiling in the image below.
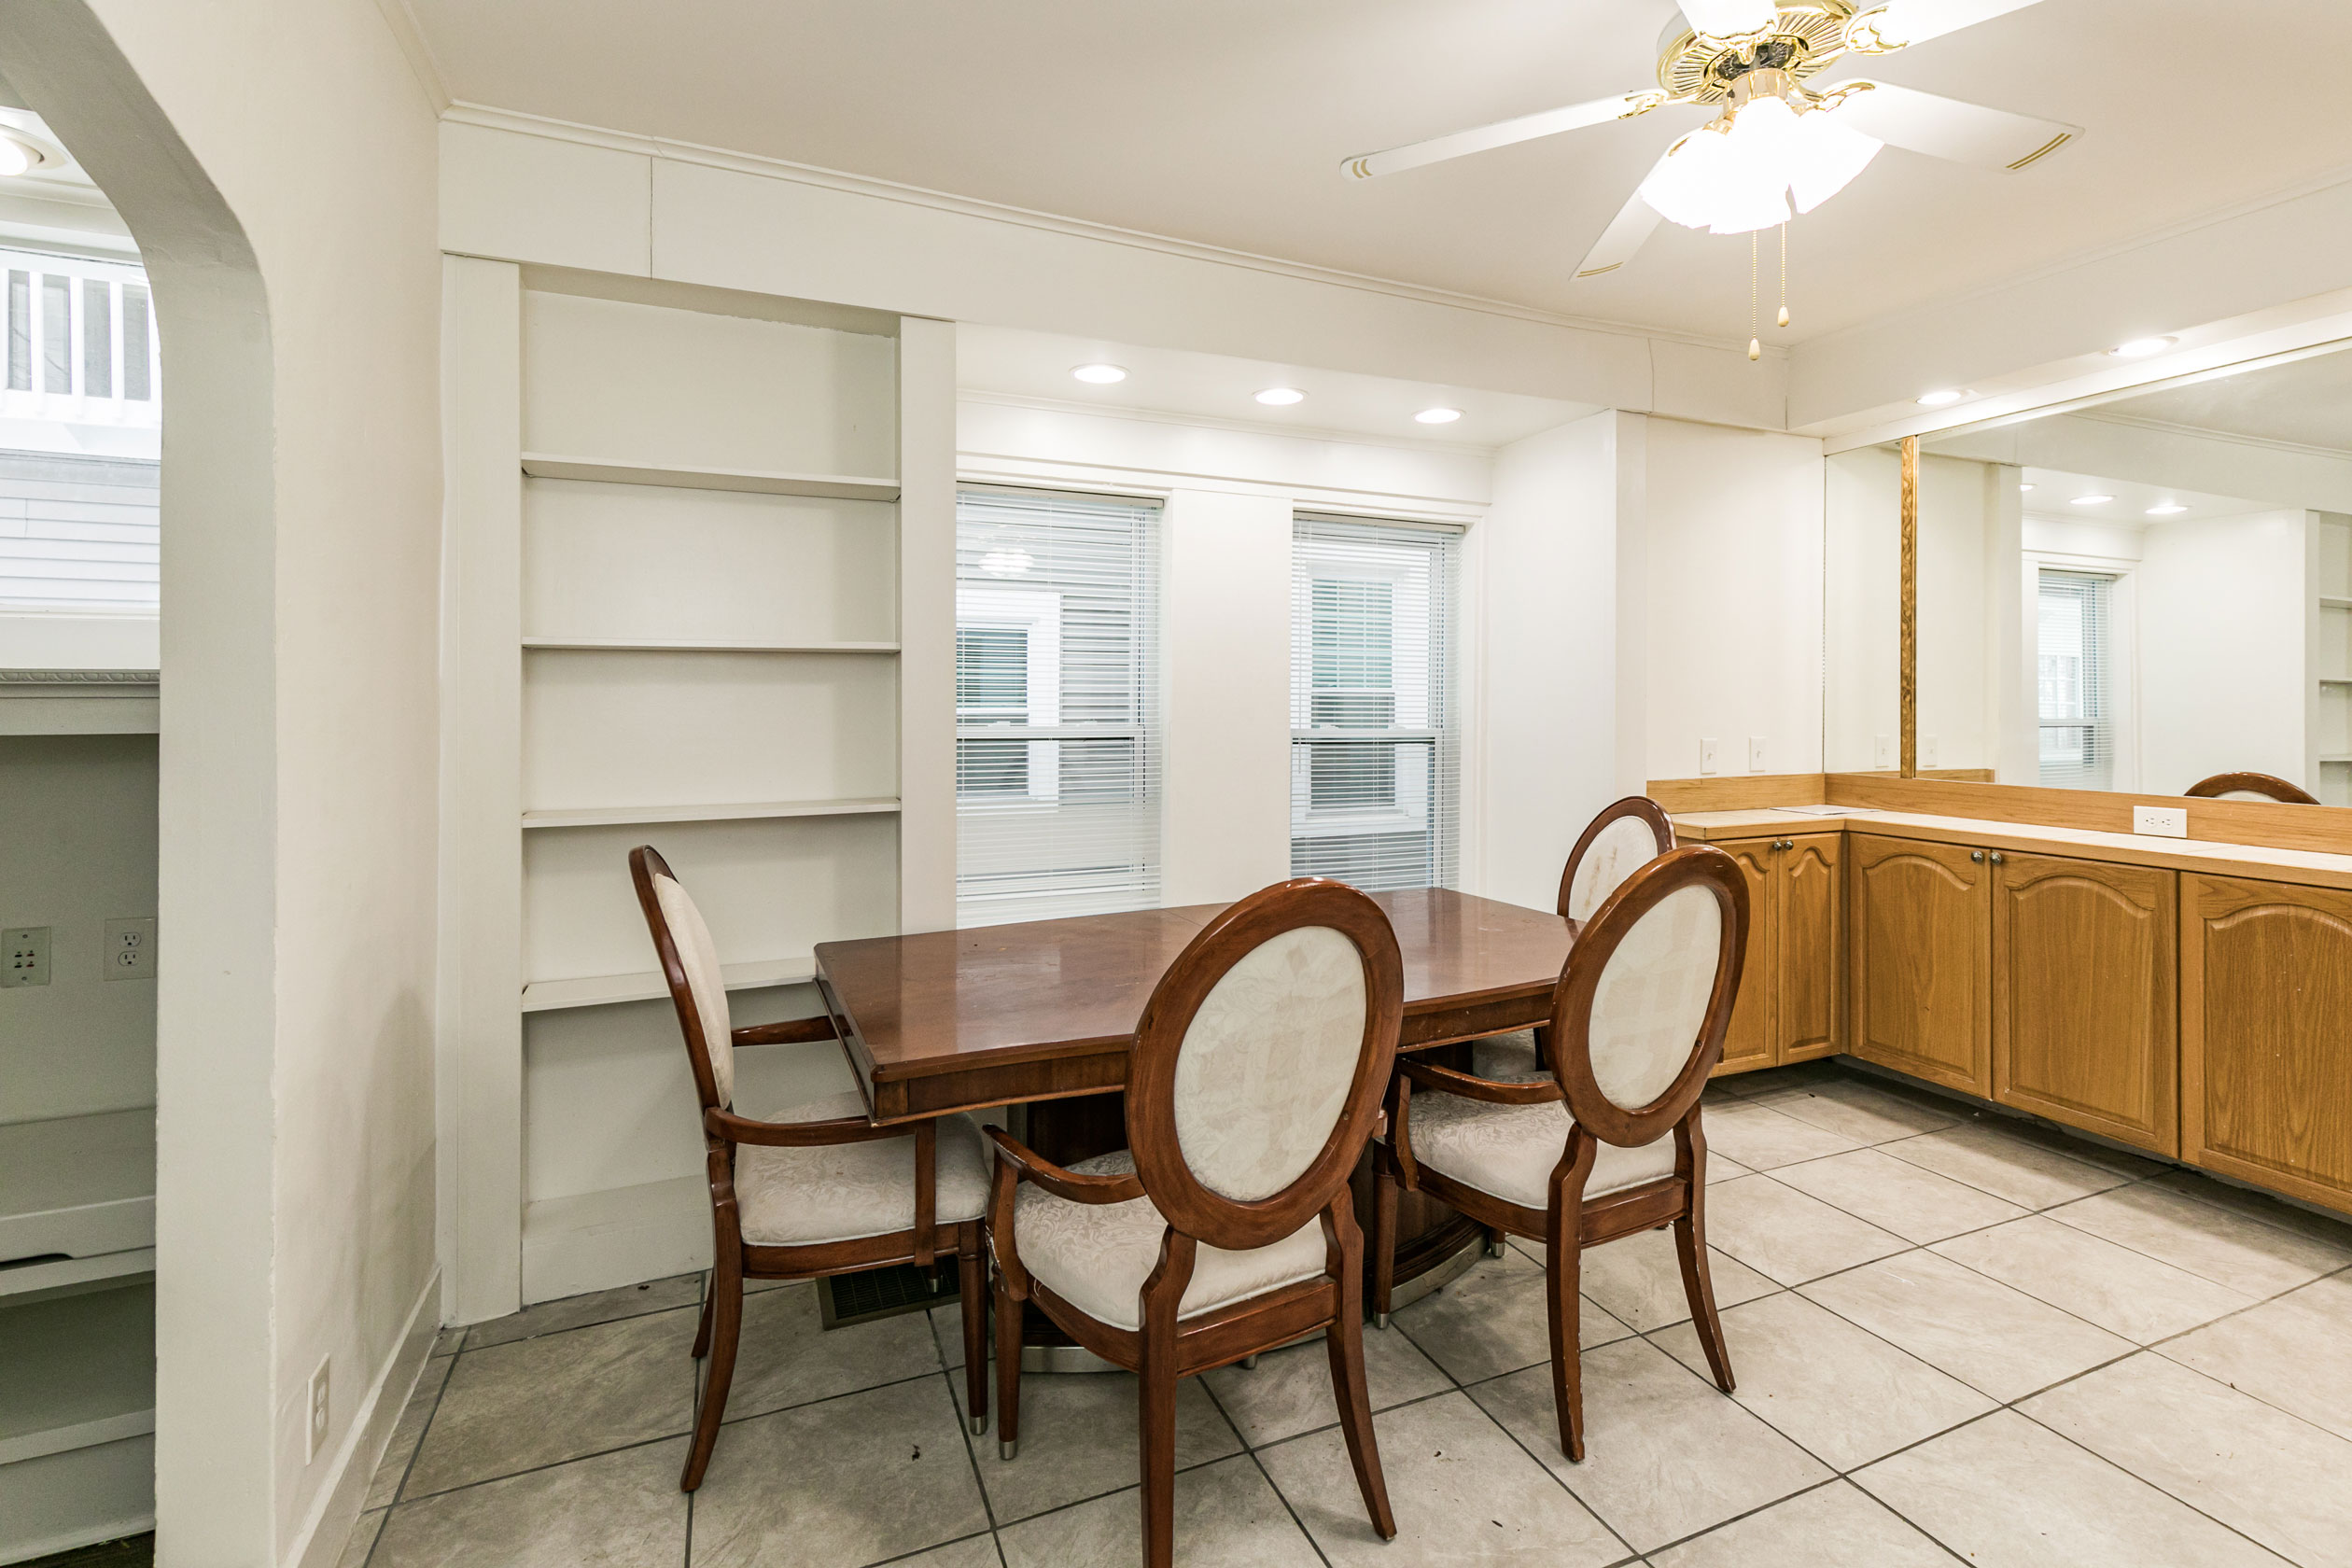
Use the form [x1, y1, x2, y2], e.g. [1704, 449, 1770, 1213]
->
[2016, 466, 2266, 527]
[956, 325, 1597, 448]
[2093, 345, 2352, 455]
[406, 0, 2352, 346]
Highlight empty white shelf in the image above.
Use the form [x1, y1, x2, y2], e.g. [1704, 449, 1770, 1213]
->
[521, 637, 900, 654]
[520, 454, 900, 502]
[523, 797, 901, 831]
[522, 955, 819, 1013]
[0, 1282, 154, 1466]
[0, 1112, 156, 1271]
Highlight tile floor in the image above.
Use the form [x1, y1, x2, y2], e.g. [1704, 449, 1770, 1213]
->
[337, 1062, 2352, 1568]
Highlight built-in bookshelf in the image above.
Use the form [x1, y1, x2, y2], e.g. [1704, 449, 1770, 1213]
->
[2317, 514, 2352, 806]
[443, 265, 953, 1314]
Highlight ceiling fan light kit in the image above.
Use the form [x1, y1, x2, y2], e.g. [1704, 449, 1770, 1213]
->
[1341, 0, 2081, 343]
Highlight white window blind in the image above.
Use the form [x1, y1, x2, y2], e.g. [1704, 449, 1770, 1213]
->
[956, 488, 1159, 926]
[2037, 568, 2115, 790]
[1290, 514, 1460, 890]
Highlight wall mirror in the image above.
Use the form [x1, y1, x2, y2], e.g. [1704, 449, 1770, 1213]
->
[1825, 341, 2352, 805]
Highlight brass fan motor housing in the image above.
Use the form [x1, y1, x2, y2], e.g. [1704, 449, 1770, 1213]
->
[1658, 2, 1859, 105]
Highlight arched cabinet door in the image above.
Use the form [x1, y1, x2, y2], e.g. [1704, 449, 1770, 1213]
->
[1991, 852, 2177, 1156]
[2183, 875, 2352, 1216]
[1777, 833, 1845, 1063]
[1849, 834, 1990, 1097]
[1715, 839, 1777, 1076]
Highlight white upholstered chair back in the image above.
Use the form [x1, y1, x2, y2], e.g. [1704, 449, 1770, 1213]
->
[2213, 790, 2275, 802]
[1171, 925, 1369, 1202]
[651, 871, 736, 1108]
[1567, 815, 1669, 922]
[1576, 879, 1732, 1116]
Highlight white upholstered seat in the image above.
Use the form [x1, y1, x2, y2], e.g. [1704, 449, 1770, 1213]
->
[735, 1090, 991, 1247]
[1014, 1151, 1329, 1332]
[1471, 1030, 1548, 1083]
[1407, 1089, 1676, 1209]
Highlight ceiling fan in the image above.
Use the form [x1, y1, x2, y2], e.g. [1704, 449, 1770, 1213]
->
[1342, 0, 2082, 287]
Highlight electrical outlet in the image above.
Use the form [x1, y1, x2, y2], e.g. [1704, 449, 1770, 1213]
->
[2134, 805, 2189, 839]
[1748, 736, 1768, 773]
[1873, 735, 1895, 770]
[105, 917, 157, 981]
[1923, 735, 1939, 769]
[3, 927, 49, 987]
[307, 1357, 331, 1463]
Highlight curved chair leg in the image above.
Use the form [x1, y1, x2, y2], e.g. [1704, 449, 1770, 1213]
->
[691, 1272, 716, 1360]
[993, 1267, 1023, 1461]
[679, 1264, 742, 1491]
[1370, 1164, 1398, 1330]
[1327, 1275, 1397, 1539]
[958, 1238, 988, 1435]
[1545, 1211, 1587, 1463]
[1676, 1133, 1736, 1394]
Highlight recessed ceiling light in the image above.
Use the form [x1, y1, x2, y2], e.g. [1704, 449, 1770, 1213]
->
[2020, 483, 2036, 492]
[2070, 495, 2115, 507]
[2110, 336, 2178, 359]
[1415, 407, 1463, 425]
[1071, 363, 1127, 385]
[1255, 387, 1306, 406]
[1916, 388, 1969, 408]
[2146, 503, 2189, 516]
[0, 137, 34, 180]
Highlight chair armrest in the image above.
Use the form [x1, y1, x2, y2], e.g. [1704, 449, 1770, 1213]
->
[1400, 1058, 1564, 1107]
[983, 1127, 1145, 1205]
[731, 1016, 839, 1047]
[703, 1105, 903, 1147]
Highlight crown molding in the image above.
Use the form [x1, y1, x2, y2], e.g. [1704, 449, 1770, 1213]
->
[2069, 407, 2352, 465]
[439, 101, 1773, 360]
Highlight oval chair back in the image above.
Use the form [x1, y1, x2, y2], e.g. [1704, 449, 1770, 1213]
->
[1126, 877, 1405, 1254]
[2185, 772, 2319, 805]
[1547, 844, 1749, 1151]
[629, 845, 737, 1112]
[1557, 796, 1677, 927]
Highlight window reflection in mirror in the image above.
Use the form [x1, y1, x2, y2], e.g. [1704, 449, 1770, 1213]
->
[1825, 341, 2352, 805]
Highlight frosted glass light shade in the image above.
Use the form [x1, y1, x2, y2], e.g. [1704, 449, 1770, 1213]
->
[1639, 95, 1883, 235]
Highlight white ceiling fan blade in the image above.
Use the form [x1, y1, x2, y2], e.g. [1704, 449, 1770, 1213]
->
[1340, 91, 1663, 181]
[1847, 0, 2049, 51]
[1574, 178, 1667, 281]
[1830, 82, 2080, 170]
[1679, 0, 1781, 37]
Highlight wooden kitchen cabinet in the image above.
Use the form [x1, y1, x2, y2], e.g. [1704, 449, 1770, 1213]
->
[1992, 850, 2177, 1156]
[1849, 833, 1991, 1097]
[2181, 874, 2352, 1215]
[1715, 832, 1845, 1076]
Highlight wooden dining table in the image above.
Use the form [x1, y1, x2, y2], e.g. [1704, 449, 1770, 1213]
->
[812, 886, 1577, 1311]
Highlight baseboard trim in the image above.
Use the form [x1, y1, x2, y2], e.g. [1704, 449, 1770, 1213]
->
[284, 1267, 441, 1568]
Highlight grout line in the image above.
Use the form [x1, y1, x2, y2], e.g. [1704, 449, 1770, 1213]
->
[857, 1527, 1001, 1568]
[947, 1367, 1003, 1536]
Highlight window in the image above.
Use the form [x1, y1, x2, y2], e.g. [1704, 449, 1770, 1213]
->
[1290, 515, 1460, 890]
[2037, 568, 2115, 789]
[955, 488, 1158, 926]
[0, 249, 161, 614]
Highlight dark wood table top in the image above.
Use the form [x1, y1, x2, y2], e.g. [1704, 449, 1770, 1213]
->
[816, 888, 1573, 1123]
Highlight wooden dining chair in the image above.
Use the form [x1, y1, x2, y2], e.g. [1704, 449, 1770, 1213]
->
[986, 877, 1403, 1568]
[1373, 845, 1749, 1463]
[2186, 771, 2319, 805]
[630, 846, 993, 1491]
[1477, 794, 1677, 1085]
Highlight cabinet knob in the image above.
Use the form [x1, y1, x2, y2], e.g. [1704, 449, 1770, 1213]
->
[1990, 851, 2006, 866]
[1970, 850, 1985, 863]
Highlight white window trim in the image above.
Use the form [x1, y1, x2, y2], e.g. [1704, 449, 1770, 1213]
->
[2024, 548, 2139, 794]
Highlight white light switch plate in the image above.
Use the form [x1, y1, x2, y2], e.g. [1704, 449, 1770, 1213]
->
[1873, 735, 1895, 770]
[1748, 736, 1768, 773]
[2134, 805, 2189, 838]
[1701, 737, 1721, 776]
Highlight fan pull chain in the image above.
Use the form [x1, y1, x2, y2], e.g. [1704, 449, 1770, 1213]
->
[1778, 223, 1791, 329]
[1749, 231, 1761, 362]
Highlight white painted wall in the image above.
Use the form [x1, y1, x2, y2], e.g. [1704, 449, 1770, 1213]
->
[2137, 509, 2309, 793]
[0, 4, 444, 1565]
[1642, 418, 1826, 783]
[1477, 410, 1628, 913]
[1916, 454, 1995, 773]
[0, 735, 156, 1123]
[1825, 445, 1898, 772]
